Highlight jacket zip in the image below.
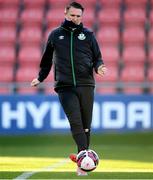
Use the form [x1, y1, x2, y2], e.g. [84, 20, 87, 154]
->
[70, 31, 76, 86]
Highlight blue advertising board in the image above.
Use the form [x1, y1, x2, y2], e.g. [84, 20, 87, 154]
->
[0, 94, 153, 135]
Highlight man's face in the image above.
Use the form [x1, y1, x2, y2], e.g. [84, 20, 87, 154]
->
[65, 7, 83, 25]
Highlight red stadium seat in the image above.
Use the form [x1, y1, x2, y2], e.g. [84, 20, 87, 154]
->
[0, 46, 16, 65]
[16, 67, 39, 94]
[48, 0, 71, 8]
[98, 8, 120, 27]
[98, 0, 122, 9]
[73, 0, 96, 8]
[124, 0, 148, 8]
[46, 9, 65, 27]
[122, 46, 146, 66]
[16, 67, 38, 82]
[120, 66, 145, 82]
[97, 27, 120, 45]
[123, 8, 146, 27]
[0, 66, 14, 82]
[19, 27, 42, 46]
[0, 27, 16, 46]
[0, 8, 18, 26]
[0, 0, 20, 8]
[20, 9, 44, 27]
[122, 27, 145, 46]
[100, 46, 120, 66]
[18, 46, 41, 67]
[23, 0, 46, 8]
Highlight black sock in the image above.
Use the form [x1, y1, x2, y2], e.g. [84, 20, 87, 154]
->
[72, 132, 87, 153]
[85, 131, 90, 149]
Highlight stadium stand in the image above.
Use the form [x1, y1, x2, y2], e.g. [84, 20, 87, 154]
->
[123, 8, 146, 28]
[122, 27, 146, 46]
[122, 46, 146, 66]
[97, 26, 120, 46]
[0, 68, 14, 94]
[20, 8, 44, 28]
[22, 0, 46, 8]
[0, 0, 20, 8]
[98, 0, 122, 9]
[0, 66, 14, 83]
[100, 46, 120, 67]
[0, 8, 18, 27]
[74, 0, 96, 8]
[0, 46, 16, 66]
[0, 0, 152, 94]
[95, 66, 118, 94]
[124, 0, 148, 8]
[48, 0, 71, 8]
[98, 8, 121, 27]
[19, 27, 42, 46]
[0, 27, 16, 46]
[46, 9, 66, 28]
[18, 46, 41, 67]
[15, 66, 39, 94]
[120, 66, 145, 94]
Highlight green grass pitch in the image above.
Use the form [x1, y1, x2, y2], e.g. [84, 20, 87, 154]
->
[0, 132, 153, 179]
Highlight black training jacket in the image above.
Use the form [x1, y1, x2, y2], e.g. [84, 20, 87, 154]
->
[38, 20, 104, 90]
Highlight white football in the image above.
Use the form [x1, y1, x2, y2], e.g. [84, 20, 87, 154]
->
[77, 149, 99, 172]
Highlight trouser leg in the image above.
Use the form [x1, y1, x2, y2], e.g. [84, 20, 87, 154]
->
[57, 86, 94, 152]
[77, 86, 94, 149]
[58, 88, 87, 152]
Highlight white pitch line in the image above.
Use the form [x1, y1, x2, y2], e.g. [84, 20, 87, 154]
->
[13, 159, 69, 180]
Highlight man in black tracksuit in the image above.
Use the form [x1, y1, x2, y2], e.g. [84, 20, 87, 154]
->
[31, 1, 106, 175]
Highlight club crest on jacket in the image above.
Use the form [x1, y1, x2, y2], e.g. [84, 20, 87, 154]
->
[78, 33, 86, 40]
[59, 35, 64, 40]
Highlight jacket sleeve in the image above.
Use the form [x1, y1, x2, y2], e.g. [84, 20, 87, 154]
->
[91, 33, 104, 73]
[38, 32, 54, 82]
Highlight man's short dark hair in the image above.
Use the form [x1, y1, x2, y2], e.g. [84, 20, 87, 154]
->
[66, 1, 84, 13]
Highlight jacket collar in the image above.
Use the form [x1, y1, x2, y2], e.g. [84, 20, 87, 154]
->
[61, 19, 83, 32]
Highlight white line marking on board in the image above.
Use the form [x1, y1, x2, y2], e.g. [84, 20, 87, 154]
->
[13, 159, 69, 180]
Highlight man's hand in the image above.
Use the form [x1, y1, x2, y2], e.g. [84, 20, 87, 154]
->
[31, 78, 40, 87]
[97, 65, 107, 76]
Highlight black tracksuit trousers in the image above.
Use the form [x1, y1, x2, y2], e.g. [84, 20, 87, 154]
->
[57, 86, 94, 152]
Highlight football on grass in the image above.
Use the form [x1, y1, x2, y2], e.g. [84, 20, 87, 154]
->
[77, 149, 99, 172]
